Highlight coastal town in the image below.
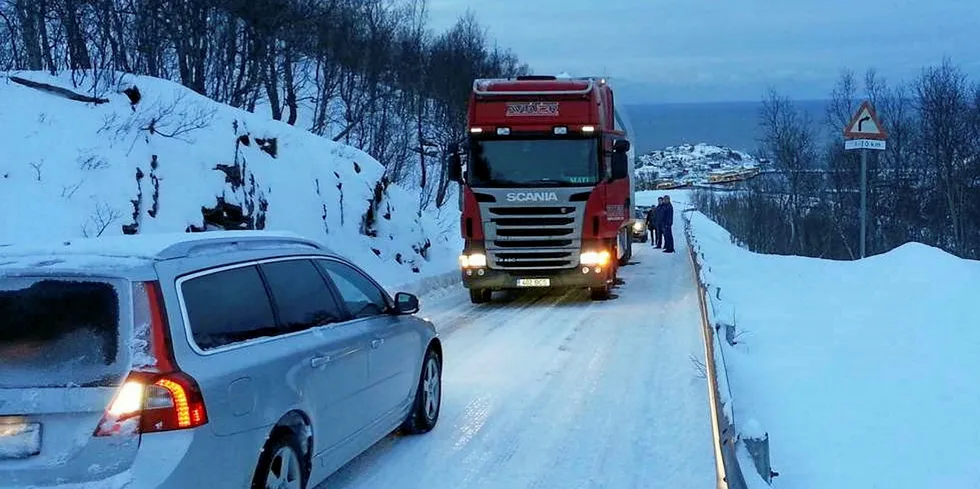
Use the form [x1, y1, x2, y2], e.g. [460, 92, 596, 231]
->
[635, 143, 762, 189]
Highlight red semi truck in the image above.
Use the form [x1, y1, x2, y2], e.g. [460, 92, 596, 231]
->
[447, 75, 636, 303]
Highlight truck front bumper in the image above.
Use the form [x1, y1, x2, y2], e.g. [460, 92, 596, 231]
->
[461, 265, 611, 290]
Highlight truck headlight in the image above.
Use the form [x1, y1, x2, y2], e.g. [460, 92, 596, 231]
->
[459, 253, 487, 268]
[633, 221, 645, 231]
[579, 250, 611, 266]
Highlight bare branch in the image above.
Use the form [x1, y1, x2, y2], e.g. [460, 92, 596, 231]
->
[82, 202, 122, 238]
[29, 161, 42, 181]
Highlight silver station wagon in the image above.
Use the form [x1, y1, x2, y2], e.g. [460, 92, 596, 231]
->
[0, 231, 443, 489]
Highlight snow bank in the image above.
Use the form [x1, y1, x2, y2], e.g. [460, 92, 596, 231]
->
[687, 210, 980, 488]
[0, 72, 460, 291]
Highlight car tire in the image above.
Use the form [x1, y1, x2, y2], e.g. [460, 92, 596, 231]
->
[251, 428, 308, 489]
[401, 347, 442, 435]
[469, 288, 491, 304]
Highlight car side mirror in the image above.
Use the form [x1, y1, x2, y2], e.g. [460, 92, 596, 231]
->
[393, 292, 420, 315]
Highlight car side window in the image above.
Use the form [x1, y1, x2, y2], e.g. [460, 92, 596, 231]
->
[317, 260, 388, 319]
[259, 259, 345, 332]
[181, 265, 277, 351]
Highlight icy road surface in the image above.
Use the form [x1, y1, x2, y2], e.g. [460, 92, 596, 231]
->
[322, 240, 716, 489]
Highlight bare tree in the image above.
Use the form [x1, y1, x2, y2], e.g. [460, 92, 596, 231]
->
[914, 59, 974, 251]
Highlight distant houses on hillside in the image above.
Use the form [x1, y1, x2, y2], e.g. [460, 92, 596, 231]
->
[635, 143, 762, 190]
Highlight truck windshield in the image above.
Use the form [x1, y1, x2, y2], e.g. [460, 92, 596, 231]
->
[467, 138, 599, 187]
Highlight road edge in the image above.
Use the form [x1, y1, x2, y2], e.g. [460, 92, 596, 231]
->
[387, 269, 461, 298]
[683, 210, 749, 489]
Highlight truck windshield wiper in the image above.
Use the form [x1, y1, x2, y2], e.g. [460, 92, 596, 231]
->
[472, 178, 589, 187]
[522, 179, 564, 187]
[474, 178, 559, 187]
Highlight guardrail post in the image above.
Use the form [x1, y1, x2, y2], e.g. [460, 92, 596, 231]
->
[743, 432, 774, 484]
[721, 322, 738, 346]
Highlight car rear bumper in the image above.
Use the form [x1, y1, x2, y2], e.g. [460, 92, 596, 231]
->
[0, 427, 264, 489]
[461, 266, 610, 290]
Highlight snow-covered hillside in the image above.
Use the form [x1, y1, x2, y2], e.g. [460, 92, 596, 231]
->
[0, 72, 460, 289]
[687, 211, 980, 489]
[636, 143, 759, 189]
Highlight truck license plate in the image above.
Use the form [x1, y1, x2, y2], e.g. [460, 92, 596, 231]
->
[516, 278, 550, 287]
[0, 421, 41, 459]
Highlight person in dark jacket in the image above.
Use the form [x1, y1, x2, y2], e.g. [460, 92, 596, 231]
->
[649, 197, 663, 246]
[655, 197, 664, 248]
[661, 195, 675, 253]
[644, 206, 657, 245]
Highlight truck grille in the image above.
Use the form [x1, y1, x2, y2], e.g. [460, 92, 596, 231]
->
[485, 205, 581, 270]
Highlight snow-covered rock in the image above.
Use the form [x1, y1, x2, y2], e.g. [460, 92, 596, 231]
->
[0, 71, 460, 290]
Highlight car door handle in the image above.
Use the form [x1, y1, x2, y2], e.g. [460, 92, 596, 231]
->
[371, 338, 384, 349]
[310, 355, 331, 368]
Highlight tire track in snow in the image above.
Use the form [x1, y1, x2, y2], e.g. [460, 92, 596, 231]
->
[434, 292, 599, 488]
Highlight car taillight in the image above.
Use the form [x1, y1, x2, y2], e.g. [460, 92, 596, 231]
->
[94, 281, 209, 437]
[95, 372, 209, 436]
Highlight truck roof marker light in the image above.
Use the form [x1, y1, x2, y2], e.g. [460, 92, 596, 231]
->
[470, 127, 483, 134]
[581, 125, 596, 133]
[554, 126, 568, 135]
[496, 127, 510, 136]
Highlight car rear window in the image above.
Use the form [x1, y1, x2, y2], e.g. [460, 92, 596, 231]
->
[0, 277, 125, 388]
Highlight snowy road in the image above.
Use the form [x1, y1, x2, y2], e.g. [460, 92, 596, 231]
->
[321, 236, 717, 489]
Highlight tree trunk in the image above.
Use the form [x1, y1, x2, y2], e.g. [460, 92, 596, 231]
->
[62, 0, 93, 70]
[13, 0, 42, 70]
[283, 45, 298, 125]
[417, 96, 427, 191]
[263, 38, 282, 121]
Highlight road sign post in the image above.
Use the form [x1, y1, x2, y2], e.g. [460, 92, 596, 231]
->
[843, 101, 888, 259]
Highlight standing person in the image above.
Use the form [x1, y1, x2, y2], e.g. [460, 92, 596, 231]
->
[654, 197, 665, 249]
[649, 198, 662, 246]
[645, 205, 657, 245]
[662, 195, 675, 253]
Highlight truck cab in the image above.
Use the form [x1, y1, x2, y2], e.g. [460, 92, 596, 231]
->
[448, 76, 635, 303]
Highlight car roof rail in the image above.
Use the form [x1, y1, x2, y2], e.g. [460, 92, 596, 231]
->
[156, 232, 330, 260]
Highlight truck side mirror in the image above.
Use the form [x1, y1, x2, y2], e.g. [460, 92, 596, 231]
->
[609, 138, 630, 180]
[613, 139, 631, 153]
[447, 152, 463, 183]
[611, 152, 629, 180]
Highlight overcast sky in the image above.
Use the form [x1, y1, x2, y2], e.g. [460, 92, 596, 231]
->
[427, 0, 980, 104]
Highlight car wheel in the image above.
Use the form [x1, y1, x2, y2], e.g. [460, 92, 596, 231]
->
[401, 347, 442, 435]
[469, 288, 491, 304]
[251, 429, 307, 489]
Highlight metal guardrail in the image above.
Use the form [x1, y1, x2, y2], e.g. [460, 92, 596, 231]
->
[683, 210, 749, 489]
